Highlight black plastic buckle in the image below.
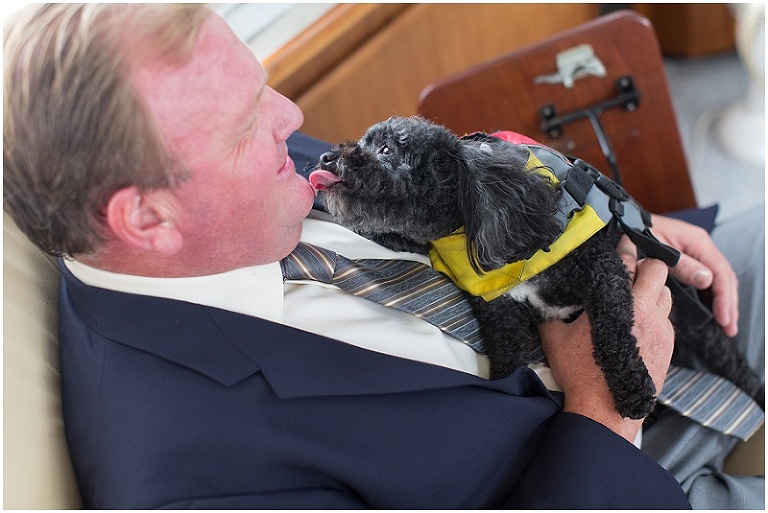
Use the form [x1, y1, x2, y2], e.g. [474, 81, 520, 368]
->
[595, 174, 628, 201]
[564, 160, 599, 207]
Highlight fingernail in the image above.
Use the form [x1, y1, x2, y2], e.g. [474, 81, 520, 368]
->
[693, 269, 712, 287]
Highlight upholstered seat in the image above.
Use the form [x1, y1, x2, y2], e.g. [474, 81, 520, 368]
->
[4, 213, 82, 508]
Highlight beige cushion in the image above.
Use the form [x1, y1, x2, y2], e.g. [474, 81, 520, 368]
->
[3, 213, 82, 509]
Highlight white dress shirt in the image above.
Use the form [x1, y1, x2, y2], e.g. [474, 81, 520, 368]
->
[65, 210, 496, 378]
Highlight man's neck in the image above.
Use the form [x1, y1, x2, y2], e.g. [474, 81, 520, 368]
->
[75, 246, 187, 278]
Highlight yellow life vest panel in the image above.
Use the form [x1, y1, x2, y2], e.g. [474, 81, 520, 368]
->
[428, 136, 675, 302]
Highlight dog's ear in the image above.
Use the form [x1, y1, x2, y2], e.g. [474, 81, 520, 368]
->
[456, 140, 563, 273]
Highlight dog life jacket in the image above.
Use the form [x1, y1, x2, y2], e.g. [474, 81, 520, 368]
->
[428, 131, 680, 302]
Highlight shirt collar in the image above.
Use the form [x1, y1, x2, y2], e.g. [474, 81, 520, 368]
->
[63, 210, 431, 323]
[64, 258, 285, 322]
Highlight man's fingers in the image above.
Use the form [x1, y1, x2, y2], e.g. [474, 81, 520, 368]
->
[670, 252, 714, 289]
[633, 258, 670, 302]
[657, 280, 673, 313]
[671, 251, 738, 336]
[616, 235, 638, 280]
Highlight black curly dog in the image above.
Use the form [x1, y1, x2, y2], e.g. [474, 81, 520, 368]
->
[310, 115, 764, 419]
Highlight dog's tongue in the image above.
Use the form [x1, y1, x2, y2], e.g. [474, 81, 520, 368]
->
[309, 169, 342, 191]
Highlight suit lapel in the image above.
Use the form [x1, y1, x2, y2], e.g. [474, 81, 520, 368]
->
[61, 263, 259, 386]
[61, 261, 553, 401]
[205, 306, 503, 398]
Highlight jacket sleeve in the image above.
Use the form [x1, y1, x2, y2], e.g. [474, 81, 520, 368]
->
[504, 412, 691, 509]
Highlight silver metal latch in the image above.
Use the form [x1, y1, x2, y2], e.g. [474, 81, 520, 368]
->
[534, 44, 607, 88]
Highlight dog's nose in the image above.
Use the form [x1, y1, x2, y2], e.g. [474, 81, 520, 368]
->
[320, 151, 338, 170]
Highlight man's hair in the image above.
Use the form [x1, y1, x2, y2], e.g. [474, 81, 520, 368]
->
[3, 3, 210, 256]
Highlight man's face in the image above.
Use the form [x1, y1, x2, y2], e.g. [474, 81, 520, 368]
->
[131, 12, 315, 273]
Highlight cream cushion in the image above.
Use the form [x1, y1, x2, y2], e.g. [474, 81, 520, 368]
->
[3, 213, 82, 509]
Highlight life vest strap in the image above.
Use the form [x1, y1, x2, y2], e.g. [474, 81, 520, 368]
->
[565, 157, 681, 268]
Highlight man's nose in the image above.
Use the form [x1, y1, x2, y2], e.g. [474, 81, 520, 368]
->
[269, 87, 304, 140]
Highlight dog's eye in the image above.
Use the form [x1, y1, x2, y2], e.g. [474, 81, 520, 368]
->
[378, 145, 392, 156]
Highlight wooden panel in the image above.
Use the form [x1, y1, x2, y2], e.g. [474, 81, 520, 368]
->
[418, 10, 696, 214]
[633, 3, 736, 57]
[294, 3, 600, 142]
[265, 4, 409, 100]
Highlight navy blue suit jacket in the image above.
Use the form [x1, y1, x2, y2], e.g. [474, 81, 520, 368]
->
[58, 133, 690, 509]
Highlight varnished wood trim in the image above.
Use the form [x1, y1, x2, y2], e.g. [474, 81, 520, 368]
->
[264, 4, 410, 99]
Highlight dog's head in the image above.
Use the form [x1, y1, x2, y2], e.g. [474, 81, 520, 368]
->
[310, 116, 562, 271]
[310, 116, 465, 252]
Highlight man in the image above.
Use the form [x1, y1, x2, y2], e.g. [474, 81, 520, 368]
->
[4, 4, 762, 508]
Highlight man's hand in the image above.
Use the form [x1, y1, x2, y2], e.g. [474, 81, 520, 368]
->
[651, 214, 739, 337]
[538, 237, 675, 442]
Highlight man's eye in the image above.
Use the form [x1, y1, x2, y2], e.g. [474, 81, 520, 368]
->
[378, 145, 392, 156]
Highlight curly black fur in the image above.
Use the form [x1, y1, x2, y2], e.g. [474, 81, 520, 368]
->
[315, 115, 764, 419]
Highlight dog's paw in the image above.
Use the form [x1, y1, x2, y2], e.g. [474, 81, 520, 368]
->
[608, 365, 657, 419]
[616, 394, 657, 420]
[614, 373, 657, 419]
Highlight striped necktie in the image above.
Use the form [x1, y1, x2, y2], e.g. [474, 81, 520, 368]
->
[657, 366, 763, 440]
[281, 242, 485, 351]
[281, 242, 763, 441]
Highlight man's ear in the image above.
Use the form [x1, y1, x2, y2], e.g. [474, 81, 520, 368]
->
[105, 186, 183, 256]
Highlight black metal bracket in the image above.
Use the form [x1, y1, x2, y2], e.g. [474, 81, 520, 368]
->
[538, 75, 640, 185]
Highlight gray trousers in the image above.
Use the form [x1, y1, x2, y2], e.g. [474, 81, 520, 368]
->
[642, 204, 765, 509]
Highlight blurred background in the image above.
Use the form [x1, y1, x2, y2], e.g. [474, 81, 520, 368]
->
[219, 3, 764, 223]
